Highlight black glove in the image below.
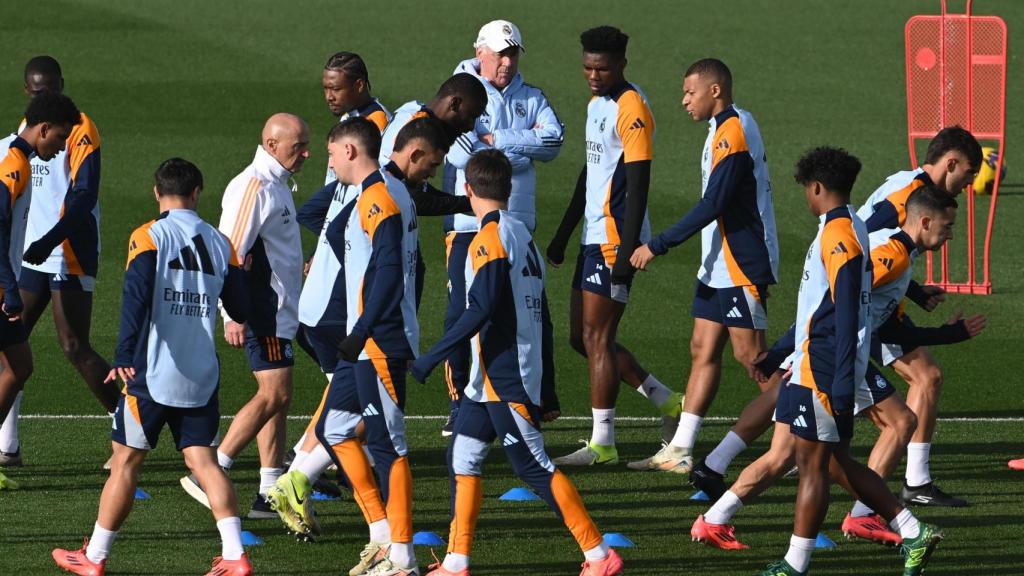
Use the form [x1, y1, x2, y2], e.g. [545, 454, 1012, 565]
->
[409, 359, 431, 384]
[546, 240, 566, 268]
[22, 241, 51, 266]
[337, 332, 367, 363]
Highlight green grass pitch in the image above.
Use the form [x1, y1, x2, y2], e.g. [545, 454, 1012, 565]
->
[2, 0, 1024, 574]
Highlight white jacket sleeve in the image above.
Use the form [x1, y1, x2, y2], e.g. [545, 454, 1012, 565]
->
[492, 92, 563, 163]
[218, 180, 265, 323]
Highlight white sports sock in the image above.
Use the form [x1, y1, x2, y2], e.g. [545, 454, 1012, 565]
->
[850, 500, 874, 518]
[296, 444, 334, 484]
[635, 374, 671, 408]
[705, 431, 747, 474]
[292, 432, 307, 455]
[258, 467, 284, 496]
[582, 542, 610, 562]
[704, 490, 744, 525]
[670, 412, 703, 450]
[217, 450, 234, 470]
[85, 523, 118, 564]
[443, 553, 469, 572]
[905, 442, 932, 487]
[783, 534, 815, 573]
[289, 449, 309, 472]
[369, 518, 391, 543]
[389, 541, 415, 568]
[0, 390, 22, 453]
[216, 516, 244, 561]
[590, 408, 615, 446]
[889, 508, 921, 539]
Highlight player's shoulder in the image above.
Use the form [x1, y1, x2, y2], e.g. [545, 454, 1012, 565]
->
[821, 208, 864, 256]
[470, 214, 509, 269]
[0, 137, 32, 192]
[128, 218, 160, 253]
[359, 171, 400, 217]
[69, 112, 100, 149]
[223, 171, 265, 203]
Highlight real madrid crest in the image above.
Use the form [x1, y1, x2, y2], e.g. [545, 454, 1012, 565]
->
[599, 117, 606, 132]
[515, 101, 526, 118]
[502, 23, 513, 36]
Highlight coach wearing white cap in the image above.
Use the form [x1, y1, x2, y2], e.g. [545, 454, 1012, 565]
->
[439, 19, 564, 435]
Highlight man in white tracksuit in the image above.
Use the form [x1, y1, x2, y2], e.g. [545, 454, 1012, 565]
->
[440, 20, 564, 436]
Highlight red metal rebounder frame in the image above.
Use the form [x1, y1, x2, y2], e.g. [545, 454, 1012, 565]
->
[905, 0, 1007, 294]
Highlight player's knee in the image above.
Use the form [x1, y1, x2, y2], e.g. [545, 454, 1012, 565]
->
[919, 364, 943, 392]
[580, 323, 608, 353]
[257, 386, 291, 410]
[690, 337, 718, 365]
[58, 335, 87, 363]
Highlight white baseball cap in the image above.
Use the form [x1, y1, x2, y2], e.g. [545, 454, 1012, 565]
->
[474, 20, 526, 53]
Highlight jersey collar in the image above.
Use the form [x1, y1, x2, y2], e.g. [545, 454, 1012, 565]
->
[481, 209, 501, 226]
[891, 228, 918, 255]
[383, 161, 406, 182]
[9, 135, 33, 158]
[253, 144, 293, 183]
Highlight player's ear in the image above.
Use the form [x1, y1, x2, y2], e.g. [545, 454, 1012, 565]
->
[449, 95, 463, 114]
[464, 182, 475, 199]
[353, 77, 366, 93]
[710, 83, 721, 99]
[409, 148, 424, 164]
[191, 186, 202, 205]
[152, 186, 161, 202]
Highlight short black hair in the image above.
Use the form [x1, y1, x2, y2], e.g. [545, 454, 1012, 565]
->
[466, 149, 512, 202]
[24, 55, 62, 83]
[580, 26, 628, 58]
[325, 51, 370, 88]
[436, 72, 487, 107]
[906, 184, 959, 217]
[327, 116, 382, 160]
[685, 58, 733, 94]
[394, 117, 450, 154]
[794, 146, 862, 199]
[24, 92, 80, 128]
[925, 126, 983, 170]
[154, 158, 203, 197]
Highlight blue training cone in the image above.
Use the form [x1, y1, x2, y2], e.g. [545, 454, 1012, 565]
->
[499, 487, 541, 501]
[311, 490, 339, 501]
[240, 531, 263, 546]
[133, 488, 151, 500]
[602, 533, 636, 548]
[689, 490, 710, 501]
[413, 531, 446, 546]
[815, 532, 837, 549]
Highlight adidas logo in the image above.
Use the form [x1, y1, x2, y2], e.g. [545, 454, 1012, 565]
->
[629, 118, 645, 130]
[5, 171, 19, 182]
[877, 257, 894, 270]
[476, 245, 489, 258]
[832, 242, 849, 255]
[282, 206, 291, 217]
[717, 137, 730, 150]
[502, 433, 519, 447]
[586, 273, 602, 286]
[792, 415, 809, 428]
[362, 404, 380, 417]
[78, 134, 93, 147]
[367, 203, 382, 217]
[726, 306, 743, 319]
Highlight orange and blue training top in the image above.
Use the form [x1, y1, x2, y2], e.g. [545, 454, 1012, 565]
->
[0, 136, 33, 304]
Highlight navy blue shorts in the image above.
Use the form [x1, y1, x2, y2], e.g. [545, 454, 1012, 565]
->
[0, 317, 27, 351]
[19, 267, 96, 293]
[574, 244, 631, 300]
[776, 379, 854, 443]
[112, 391, 220, 451]
[245, 334, 294, 371]
[300, 323, 344, 374]
[692, 279, 768, 330]
[854, 362, 897, 414]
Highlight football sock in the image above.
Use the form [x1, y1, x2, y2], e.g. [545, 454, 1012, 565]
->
[704, 490, 743, 525]
[0, 391, 22, 453]
[389, 541, 415, 567]
[591, 408, 615, 446]
[216, 451, 234, 470]
[216, 516, 244, 561]
[443, 553, 469, 572]
[635, 374, 671, 408]
[258, 467, 283, 496]
[850, 500, 874, 518]
[784, 534, 815, 573]
[289, 449, 309, 471]
[296, 444, 333, 484]
[705, 431, 746, 474]
[86, 523, 117, 564]
[292, 432, 307, 455]
[905, 442, 932, 487]
[369, 518, 391, 543]
[670, 412, 703, 450]
[583, 542, 610, 562]
[890, 508, 921, 539]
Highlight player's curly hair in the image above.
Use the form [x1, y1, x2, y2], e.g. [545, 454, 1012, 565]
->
[925, 126, 982, 170]
[325, 51, 371, 90]
[328, 116, 382, 160]
[580, 26, 628, 58]
[794, 146, 862, 198]
[24, 91, 80, 129]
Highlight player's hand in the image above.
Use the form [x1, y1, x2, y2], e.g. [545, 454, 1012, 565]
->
[750, 351, 770, 383]
[480, 133, 494, 146]
[546, 241, 566, 268]
[948, 311, 987, 338]
[224, 321, 246, 348]
[610, 283, 629, 304]
[303, 256, 313, 277]
[541, 409, 561, 423]
[409, 360, 431, 384]
[22, 241, 50, 266]
[629, 244, 656, 271]
[105, 366, 136, 385]
[2, 295, 23, 321]
[920, 285, 946, 312]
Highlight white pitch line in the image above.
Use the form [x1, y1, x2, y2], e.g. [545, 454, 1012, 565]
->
[18, 414, 1024, 423]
